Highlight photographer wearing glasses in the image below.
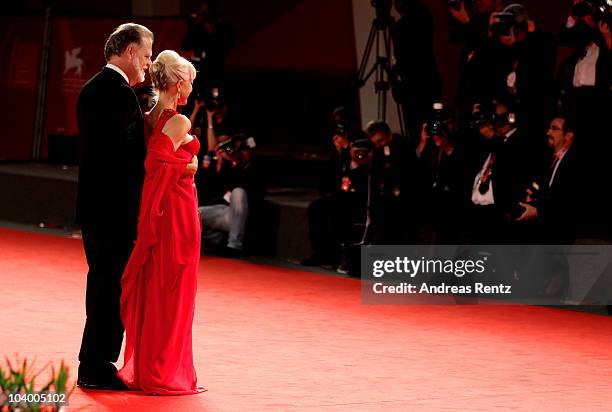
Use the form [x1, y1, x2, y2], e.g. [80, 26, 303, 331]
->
[198, 133, 262, 257]
[515, 115, 580, 244]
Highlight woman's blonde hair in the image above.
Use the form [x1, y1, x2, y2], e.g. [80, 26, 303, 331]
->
[149, 50, 196, 91]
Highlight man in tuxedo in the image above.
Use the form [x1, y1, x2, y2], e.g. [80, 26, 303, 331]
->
[75, 23, 155, 390]
[516, 115, 580, 244]
[468, 100, 533, 244]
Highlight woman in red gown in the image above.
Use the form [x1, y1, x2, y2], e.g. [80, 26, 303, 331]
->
[118, 50, 205, 395]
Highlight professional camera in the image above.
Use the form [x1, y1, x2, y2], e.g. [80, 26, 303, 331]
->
[469, 102, 497, 129]
[232, 133, 257, 151]
[573, 0, 612, 21]
[198, 88, 224, 111]
[216, 138, 237, 157]
[425, 102, 451, 137]
[335, 122, 349, 137]
[372, 0, 393, 20]
[351, 138, 373, 166]
[490, 12, 516, 37]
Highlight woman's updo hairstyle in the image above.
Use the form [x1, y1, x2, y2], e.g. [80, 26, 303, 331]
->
[149, 50, 196, 91]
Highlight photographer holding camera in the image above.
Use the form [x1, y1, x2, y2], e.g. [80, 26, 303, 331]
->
[302, 108, 370, 269]
[484, 4, 557, 138]
[515, 115, 581, 244]
[198, 133, 262, 257]
[366, 120, 418, 244]
[391, 0, 442, 140]
[182, 0, 235, 94]
[558, 1, 612, 149]
[416, 103, 471, 243]
[468, 99, 535, 244]
[447, 0, 506, 124]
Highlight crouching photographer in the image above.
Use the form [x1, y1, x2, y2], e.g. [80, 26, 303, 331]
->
[198, 133, 262, 257]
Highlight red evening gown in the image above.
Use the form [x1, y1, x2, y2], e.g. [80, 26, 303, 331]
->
[118, 109, 205, 395]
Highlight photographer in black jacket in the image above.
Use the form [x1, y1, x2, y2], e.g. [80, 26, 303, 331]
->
[366, 120, 418, 244]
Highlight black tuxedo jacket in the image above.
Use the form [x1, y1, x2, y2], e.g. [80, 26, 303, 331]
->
[489, 129, 533, 218]
[75, 67, 146, 239]
[539, 147, 580, 243]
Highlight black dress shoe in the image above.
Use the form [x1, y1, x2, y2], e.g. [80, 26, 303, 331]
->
[77, 374, 129, 391]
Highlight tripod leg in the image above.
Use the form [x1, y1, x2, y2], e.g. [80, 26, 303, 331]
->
[357, 23, 378, 81]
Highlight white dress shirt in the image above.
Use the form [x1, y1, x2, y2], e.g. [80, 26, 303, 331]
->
[471, 128, 517, 206]
[105, 63, 129, 84]
[573, 43, 599, 88]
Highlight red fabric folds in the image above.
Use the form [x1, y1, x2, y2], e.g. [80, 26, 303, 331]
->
[118, 109, 205, 395]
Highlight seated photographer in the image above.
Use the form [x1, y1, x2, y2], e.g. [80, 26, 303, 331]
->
[302, 136, 371, 268]
[416, 103, 471, 244]
[198, 134, 262, 257]
[467, 99, 534, 244]
[366, 120, 418, 244]
[516, 115, 580, 244]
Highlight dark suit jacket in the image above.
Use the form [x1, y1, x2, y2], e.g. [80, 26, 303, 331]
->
[539, 147, 580, 243]
[484, 129, 534, 218]
[76, 67, 146, 240]
[390, 1, 442, 99]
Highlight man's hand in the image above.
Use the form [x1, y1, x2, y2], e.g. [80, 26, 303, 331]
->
[332, 134, 350, 153]
[450, 1, 470, 25]
[184, 155, 198, 176]
[479, 124, 496, 140]
[516, 202, 538, 222]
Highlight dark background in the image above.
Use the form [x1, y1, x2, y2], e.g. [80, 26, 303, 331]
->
[0, 0, 572, 161]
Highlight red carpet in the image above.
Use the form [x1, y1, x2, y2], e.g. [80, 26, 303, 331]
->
[1, 227, 612, 411]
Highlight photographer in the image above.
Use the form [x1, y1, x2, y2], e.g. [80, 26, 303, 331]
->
[182, 0, 235, 93]
[416, 103, 471, 243]
[366, 120, 417, 244]
[198, 134, 262, 257]
[557, 1, 612, 150]
[189, 90, 236, 202]
[391, 0, 442, 140]
[467, 99, 534, 244]
[515, 115, 580, 244]
[302, 134, 371, 268]
[447, 0, 505, 124]
[484, 3, 557, 138]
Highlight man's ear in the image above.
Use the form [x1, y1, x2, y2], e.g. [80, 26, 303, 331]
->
[566, 132, 574, 144]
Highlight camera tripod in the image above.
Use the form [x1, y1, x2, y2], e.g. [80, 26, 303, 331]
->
[356, 7, 406, 138]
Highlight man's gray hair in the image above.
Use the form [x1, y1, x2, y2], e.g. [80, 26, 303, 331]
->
[104, 23, 153, 61]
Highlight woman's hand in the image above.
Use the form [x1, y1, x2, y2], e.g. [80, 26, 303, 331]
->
[183, 155, 198, 176]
